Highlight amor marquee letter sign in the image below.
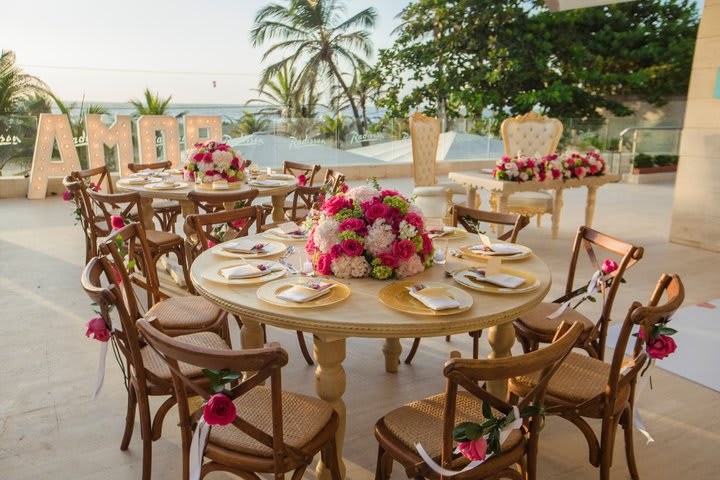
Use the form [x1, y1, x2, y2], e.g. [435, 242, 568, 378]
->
[137, 115, 180, 166]
[85, 114, 134, 176]
[184, 115, 223, 150]
[28, 114, 81, 199]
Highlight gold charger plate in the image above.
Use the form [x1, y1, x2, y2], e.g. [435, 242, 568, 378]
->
[212, 240, 287, 259]
[201, 260, 286, 285]
[257, 278, 351, 308]
[144, 181, 188, 190]
[194, 182, 247, 191]
[458, 243, 532, 261]
[452, 267, 540, 294]
[378, 281, 473, 316]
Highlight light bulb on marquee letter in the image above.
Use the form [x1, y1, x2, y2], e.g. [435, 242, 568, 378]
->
[184, 115, 223, 151]
[86, 114, 134, 176]
[137, 115, 180, 167]
[28, 114, 81, 199]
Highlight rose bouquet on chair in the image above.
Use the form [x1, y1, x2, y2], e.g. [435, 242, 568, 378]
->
[183, 141, 246, 184]
[302, 183, 434, 279]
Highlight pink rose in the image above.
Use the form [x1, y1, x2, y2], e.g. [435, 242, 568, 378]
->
[602, 259, 618, 274]
[111, 216, 125, 230]
[340, 183, 349, 193]
[231, 219, 246, 229]
[194, 152, 204, 161]
[364, 202, 389, 223]
[339, 218, 368, 236]
[90, 182, 101, 192]
[216, 143, 229, 151]
[458, 438, 488, 462]
[574, 167, 585, 178]
[63, 190, 74, 201]
[538, 171, 547, 181]
[317, 253, 333, 275]
[330, 244, 344, 258]
[381, 189, 399, 198]
[421, 233, 433, 255]
[111, 264, 123, 285]
[393, 239, 416, 261]
[203, 393, 237, 426]
[551, 169, 562, 180]
[228, 176, 238, 183]
[305, 235, 317, 255]
[220, 171, 228, 179]
[404, 212, 424, 231]
[297, 174, 308, 186]
[207, 240, 216, 248]
[206, 169, 217, 176]
[321, 196, 352, 216]
[638, 329, 677, 360]
[377, 253, 399, 269]
[231, 158, 240, 168]
[203, 152, 213, 163]
[341, 238, 363, 256]
[86, 317, 111, 342]
[589, 165, 599, 175]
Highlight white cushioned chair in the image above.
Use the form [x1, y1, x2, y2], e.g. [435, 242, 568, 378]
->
[409, 112, 465, 220]
[493, 112, 563, 226]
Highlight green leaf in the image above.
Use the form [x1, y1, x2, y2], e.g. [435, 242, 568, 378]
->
[125, 259, 136, 270]
[587, 296, 597, 303]
[115, 235, 124, 248]
[482, 400, 493, 420]
[659, 327, 677, 336]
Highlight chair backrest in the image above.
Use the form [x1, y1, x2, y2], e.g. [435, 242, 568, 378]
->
[283, 161, 321, 186]
[323, 169, 346, 195]
[72, 165, 115, 193]
[187, 188, 259, 214]
[409, 111, 440, 187]
[451, 205, 530, 243]
[136, 318, 313, 470]
[289, 185, 324, 222]
[439, 322, 585, 471]
[605, 274, 684, 411]
[63, 175, 93, 234]
[500, 112, 563, 158]
[88, 190, 149, 235]
[185, 206, 263, 261]
[562, 226, 644, 356]
[242, 159, 252, 170]
[127, 161, 171, 173]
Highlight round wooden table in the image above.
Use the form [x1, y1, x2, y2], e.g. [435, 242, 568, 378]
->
[191, 231, 551, 480]
[115, 175, 298, 231]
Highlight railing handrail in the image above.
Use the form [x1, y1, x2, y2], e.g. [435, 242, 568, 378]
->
[618, 125, 682, 157]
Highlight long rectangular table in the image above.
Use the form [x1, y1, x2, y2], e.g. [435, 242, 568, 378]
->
[448, 172, 620, 239]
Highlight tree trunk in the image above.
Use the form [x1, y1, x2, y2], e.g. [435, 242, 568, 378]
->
[327, 59, 365, 136]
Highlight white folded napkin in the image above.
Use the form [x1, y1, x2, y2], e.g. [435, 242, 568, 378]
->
[125, 177, 147, 184]
[276, 281, 335, 303]
[271, 227, 307, 239]
[250, 179, 284, 187]
[222, 241, 268, 254]
[469, 244, 525, 256]
[428, 226, 455, 239]
[465, 269, 526, 288]
[407, 285, 460, 311]
[154, 181, 178, 188]
[220, 263, 280, 279]
[212, 181, 229, 190]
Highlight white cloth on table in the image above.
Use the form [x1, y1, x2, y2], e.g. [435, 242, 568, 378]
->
[407, 286, 460, 310]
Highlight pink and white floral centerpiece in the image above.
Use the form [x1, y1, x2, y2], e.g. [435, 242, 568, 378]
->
[183, 141, 245, 184]
[302, 184, 434, 279]
[493, 152, 606, 182]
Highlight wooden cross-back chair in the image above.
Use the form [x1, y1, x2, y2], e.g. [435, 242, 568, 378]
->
[323, 169, 346, 195]
[81, 254, 229, 480]
[261, 161, 322, 215]
[404, 206, 531, 365]
[187, 188, 259, 215]
[64, 176, 101, 263]
[88, 190, 195, 293]
[98, 222, 228, 336]
[376, 322, 584, 480]
[73, 165, 115, 193]
[514, 226, 644, 360]
[185, 206, 316, 366]
[127, 161, 182, 232]
[136, 318, 342, 480]
[509, 274, 684, 480]
[261, 185, 324, 229]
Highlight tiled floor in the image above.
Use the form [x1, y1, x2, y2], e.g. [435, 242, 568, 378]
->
[0, 178, 718, 479]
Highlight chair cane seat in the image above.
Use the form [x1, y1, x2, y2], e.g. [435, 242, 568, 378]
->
[141, 331, 229, 380]
[152, 199, 181, 212]
[507, 192, 553, 210]
[516, 302, 594, 335]
[381, 392, 523, 460]
[208, 386, 333, 457]
[511, 352, 627, 405]
[145, 230, 183, 248]
[145, 296, 225, 330]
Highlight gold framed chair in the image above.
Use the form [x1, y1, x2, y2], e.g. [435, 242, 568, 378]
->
[409, 112, 466, 221]
[376, 322, 584, 480]
[493, 112, 564, 227]
[509, 274, 684, 480]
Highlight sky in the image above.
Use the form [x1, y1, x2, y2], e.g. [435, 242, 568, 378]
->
[1, 0, 408, 104]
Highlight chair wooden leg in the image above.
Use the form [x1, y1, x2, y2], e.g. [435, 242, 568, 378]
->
[325, 438, 342, 480]
[375, 443, 392, 480]
[296, 331, 314, 365]
[599, 415, 620, 480]
[137, 392, 153, 480]
[445, 335, 451, 342]
[120, 383, 137, 451]
[470, 330, 482, 359]
[174, 246, 195, 295]
[404, 338, 421, 364]
[151, 396, 176, 441]
[621, 406, 640, 480]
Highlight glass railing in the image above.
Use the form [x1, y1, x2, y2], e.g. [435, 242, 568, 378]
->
[0, 112, 683, 178]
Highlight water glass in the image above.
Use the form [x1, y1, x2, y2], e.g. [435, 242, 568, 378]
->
[434, 239, 448, 265]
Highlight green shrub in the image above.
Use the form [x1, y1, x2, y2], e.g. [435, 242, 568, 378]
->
[633, 153, 655, 168]
[654, 154, 678, 166]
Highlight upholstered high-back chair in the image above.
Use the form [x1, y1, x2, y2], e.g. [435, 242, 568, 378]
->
[409, 112, 465, 220]
[494, 112, 564, 228]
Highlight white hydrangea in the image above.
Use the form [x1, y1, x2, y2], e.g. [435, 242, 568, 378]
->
[365, 219, 395, 256]
[346, 185, 381, 205]
[212, 150, 233, 169]
[398, 220, 418, 240]
[313, 217, 340, 253]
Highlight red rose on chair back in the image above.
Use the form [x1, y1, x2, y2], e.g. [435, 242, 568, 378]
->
[111, 216, 125, 230]
[63, 190, 74, 201]
[297, 174, 307, 186]
[86, 317, 111, 342]
[458, 438, 488, 461]
[602, 259, 619, 275]
[203, 393, 237, 426]
[638, 329, 677, 360]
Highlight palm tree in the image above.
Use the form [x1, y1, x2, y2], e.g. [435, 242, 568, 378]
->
[250, 0, 377, 135]
[0, 94, 53, 176]
[318, 113, 350, 148]
[129, 88, 173, 116]
[329, 62, 384, 131]
[0, 50, 51, 116]
[53, 96, 109, 169]
[230, 111, 271, 136]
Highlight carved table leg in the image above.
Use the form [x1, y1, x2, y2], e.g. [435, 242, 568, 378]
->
[239, 317, 265, 379]
[496, 192, 510, 237]
[271, 194, 286, 223]
[487, 322, 515, 400]
[585, 185, 598, 227]
[314, 335, 347, 480]
[467, 186, 478, 209]
[382, 338, 402, 373]
[551, 188, 564, 240]
[139, 197, 157, 231]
